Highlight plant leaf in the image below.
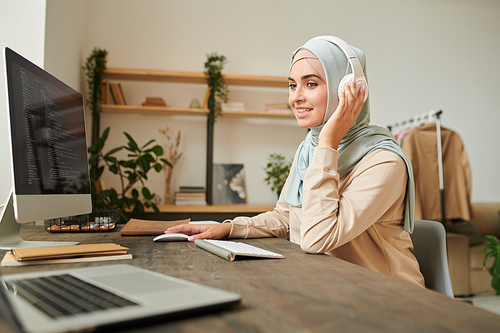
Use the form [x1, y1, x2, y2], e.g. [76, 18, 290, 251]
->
[105, 147, 123, 156]
[142, 187, 153, 200]
[138, 158, 150, 173]
[141, 139, 156, 149]
[152, 145, 164, 156]
[124, 132, 139, 151]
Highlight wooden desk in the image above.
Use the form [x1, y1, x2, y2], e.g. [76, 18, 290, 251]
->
[1, 225, 499, 332]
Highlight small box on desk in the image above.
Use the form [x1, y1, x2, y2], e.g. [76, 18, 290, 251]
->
[44, 208, 121, 233]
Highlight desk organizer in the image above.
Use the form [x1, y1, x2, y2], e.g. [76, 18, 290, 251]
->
[44, 208, 120, 233]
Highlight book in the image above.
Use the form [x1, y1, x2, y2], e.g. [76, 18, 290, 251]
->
[142, 97, 166, 107]
[1, 252, 132, 267]
[100, 82, 107, 104]
[109, 83, 126, 105]
[1, 243, 133, 266]
[174, 191, 207, 206]
[179, 186, 205, 193]
[10, 243, 130, 261]
[202, 87, 211, 109]
[120, 218, 191, 236]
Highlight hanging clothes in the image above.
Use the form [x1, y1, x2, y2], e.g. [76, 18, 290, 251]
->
[396, 125, 418, 146]
[401, 123, 471, 222]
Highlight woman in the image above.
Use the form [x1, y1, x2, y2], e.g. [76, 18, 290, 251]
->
[167, 36, 425, 287]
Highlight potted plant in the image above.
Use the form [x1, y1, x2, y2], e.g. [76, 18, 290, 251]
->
[204, 53, 229, 122]
[204, 53, 229, 205]
[88, 127, 172, 223]
[264, 153, 292, 197]
[83, 47, 108, 147]
[483, 235, 500, 294]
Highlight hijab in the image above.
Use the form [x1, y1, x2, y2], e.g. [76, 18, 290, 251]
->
[283, 37, 415, 233]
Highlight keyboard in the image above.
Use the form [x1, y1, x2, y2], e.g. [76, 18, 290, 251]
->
[194, 239, 284, 261]
[5, 274, 138, 318]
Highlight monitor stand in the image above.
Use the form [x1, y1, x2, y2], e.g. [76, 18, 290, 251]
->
[0, 191, 79, 250]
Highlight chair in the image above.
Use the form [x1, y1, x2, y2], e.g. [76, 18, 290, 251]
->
[410, 220, 454, 298]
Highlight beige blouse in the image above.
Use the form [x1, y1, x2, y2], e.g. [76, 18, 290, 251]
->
[228, 147, 425, 288]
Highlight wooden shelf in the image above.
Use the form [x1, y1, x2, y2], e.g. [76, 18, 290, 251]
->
[222, 110, 294, 119]
[149, 204, 275, 213]
[104, 68, 288, 88]
[101, 104, 295, 119]
[102, 67, 291, 205]
[101, 104, 209, 116]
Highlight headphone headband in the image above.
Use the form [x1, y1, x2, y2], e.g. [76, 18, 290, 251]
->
[311, 36, 365, 81]
[310, 36, 368, 102]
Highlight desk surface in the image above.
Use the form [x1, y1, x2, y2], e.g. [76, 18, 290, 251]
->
[1, 225, 499, 332]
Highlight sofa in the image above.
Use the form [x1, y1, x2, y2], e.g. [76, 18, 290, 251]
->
[446, 202, 500, 296]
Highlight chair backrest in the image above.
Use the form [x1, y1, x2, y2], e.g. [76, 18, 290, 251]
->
[410, 220, 454, 298]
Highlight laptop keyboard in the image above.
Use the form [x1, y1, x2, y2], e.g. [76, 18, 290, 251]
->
[5, 274, 138, 318]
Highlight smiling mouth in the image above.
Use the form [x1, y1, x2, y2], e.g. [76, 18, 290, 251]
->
[296, 108, 311, 114]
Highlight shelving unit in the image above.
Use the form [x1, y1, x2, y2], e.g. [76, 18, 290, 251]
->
[101, 67, 291, 213]
[101, 68, 293, 119]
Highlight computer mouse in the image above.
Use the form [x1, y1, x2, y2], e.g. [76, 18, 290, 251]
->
[153, 233, 190, 242]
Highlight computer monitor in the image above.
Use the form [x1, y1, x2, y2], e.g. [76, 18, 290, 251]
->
[0, 47, 92, 250]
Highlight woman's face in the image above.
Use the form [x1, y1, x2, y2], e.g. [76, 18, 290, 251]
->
[288, 59, 328, 128]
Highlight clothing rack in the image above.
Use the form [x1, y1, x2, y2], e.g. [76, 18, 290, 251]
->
[388, 109, 445, 223]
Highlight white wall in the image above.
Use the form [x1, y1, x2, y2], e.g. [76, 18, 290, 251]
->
[44, 0, 89, 91]
[84, 0, 500, 204]
[0, 0, 47, 204]
[2, 0, 499, 208]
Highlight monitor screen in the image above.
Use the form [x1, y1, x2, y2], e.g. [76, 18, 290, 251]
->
[2, 47, 91, 234]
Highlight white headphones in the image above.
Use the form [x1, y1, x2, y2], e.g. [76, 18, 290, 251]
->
[311, 36, 369, 102]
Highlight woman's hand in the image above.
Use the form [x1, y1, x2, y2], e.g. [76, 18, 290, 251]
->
[164, 223, 232, 242]
[318, 77, 366, 149]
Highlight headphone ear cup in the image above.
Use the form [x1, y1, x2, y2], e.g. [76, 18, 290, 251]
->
[337, 73, 369, 103]
[337, 74, 354, 98]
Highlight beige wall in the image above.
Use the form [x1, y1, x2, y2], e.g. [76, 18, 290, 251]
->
[85, 0, 500, 204]
[0, 0, 47, 203]
[1, 0, 499, 208]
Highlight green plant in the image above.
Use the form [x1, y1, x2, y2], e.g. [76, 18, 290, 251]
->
[83, 47, 108, 189]
[264, 154, 292, 196]
[88, 127, 172, 223]
[204, 53, 229, 122]
[483, 235, 500, 294]
[83, 47, 108, 144]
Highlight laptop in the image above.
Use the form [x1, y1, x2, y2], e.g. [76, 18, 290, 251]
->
[0, 264, 241, 333]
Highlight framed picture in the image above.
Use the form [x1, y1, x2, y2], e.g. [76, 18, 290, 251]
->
[213, 164, 246, 204]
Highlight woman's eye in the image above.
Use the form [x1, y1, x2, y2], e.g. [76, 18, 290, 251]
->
[307, 82, 318, 88]
[288, 83, 296, 90]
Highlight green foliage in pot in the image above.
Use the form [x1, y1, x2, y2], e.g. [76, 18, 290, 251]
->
[264, 153, 292, 196]
[83, 47, 108, 185]
[88, 127, 172, 223]
[483, 235, 500, 294]
[83, 47, 108, 120]
[204, 53, 229, 122]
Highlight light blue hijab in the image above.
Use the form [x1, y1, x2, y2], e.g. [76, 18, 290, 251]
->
[283, 37, 415, 233]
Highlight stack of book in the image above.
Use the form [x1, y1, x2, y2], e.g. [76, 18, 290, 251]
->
[265, 103, 292, 113]
[142, 97, 167, 107]
[174, 186, 207, 206]
[1, 243, 132, 267]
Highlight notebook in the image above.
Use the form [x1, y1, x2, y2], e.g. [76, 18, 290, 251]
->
[0, 264, 240, 333]
[120, 218, 191, 236]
